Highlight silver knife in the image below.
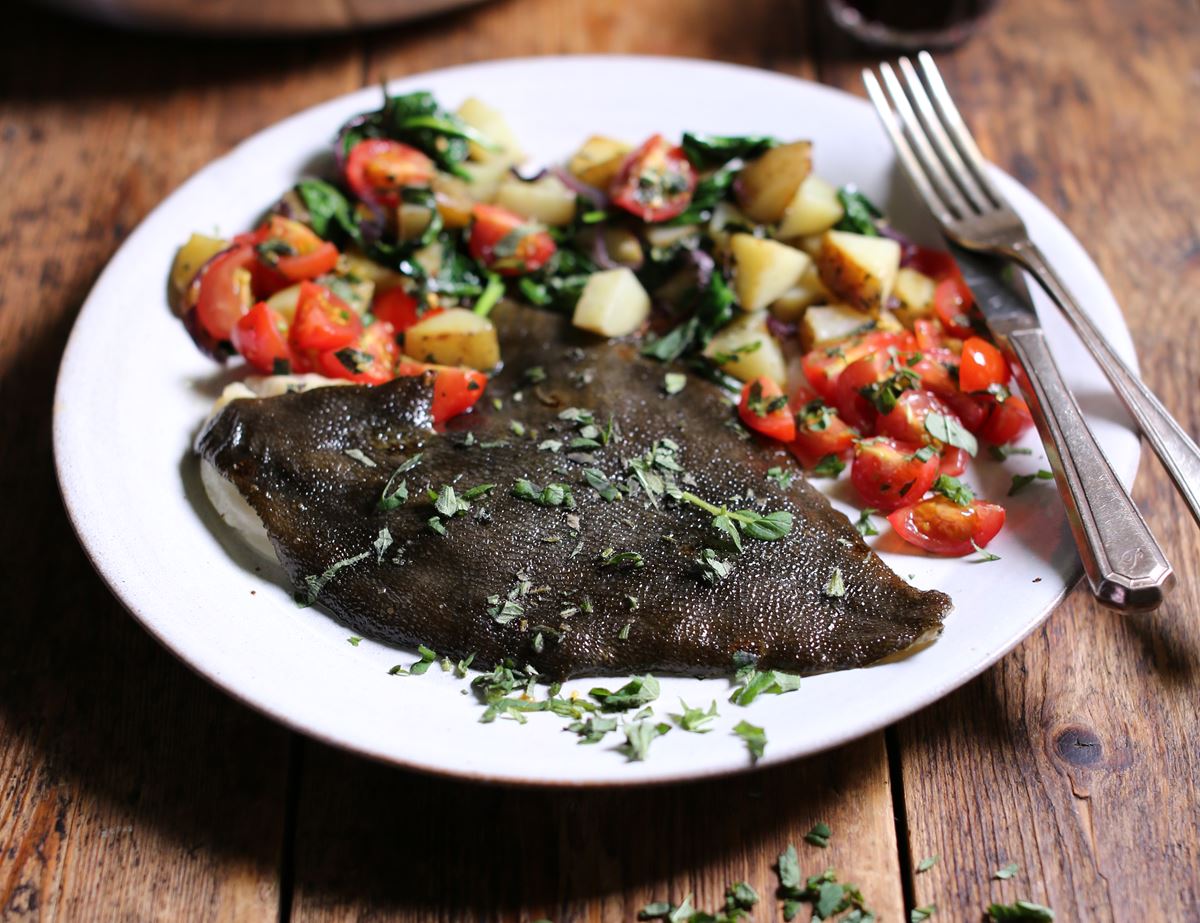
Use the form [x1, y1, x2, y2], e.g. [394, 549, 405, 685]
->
[948, 243, 1173, 610]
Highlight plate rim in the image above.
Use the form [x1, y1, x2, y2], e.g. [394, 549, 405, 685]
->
[52, 54, 1139, 787]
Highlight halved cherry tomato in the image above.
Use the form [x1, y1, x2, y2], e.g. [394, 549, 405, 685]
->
[801, 330, 914, 401]
[738, 377, 796, 442]
[316, 320, 398, 385]
[904, 348, 959, 398]
[980, 393, 1035, 445]
[887, 495, 1006, 556]
[959, 336, 1009, 393]
[941, 390, 992, 434]
[468, 203, 557, 275]
[834, 353, 894, 433]
[395, 360, 488, 426]
[372, 287, 443, 333]
[933, 276, 976, 338]
[939, 446, 969, 476]
[789, 400, 857, 469]
[252, 217, 340, 283]
[913, 318, 944, 352]
[903, 245, 961, 282]
[609, 134, 697, 223]
[877, 389, 960, 446]
[344, 139, 435, 208]
[192, 242, 257, 342]
[232, 302, 294, 374]
[289, 281, 362, 353]
[850, 437, 940, 511]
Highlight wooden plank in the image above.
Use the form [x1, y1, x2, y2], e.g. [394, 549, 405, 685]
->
[0, 8, 366, 920]
[289, 734, 903, 923]
[816, 0, 1200, 918]
[288, 3, 903, 921]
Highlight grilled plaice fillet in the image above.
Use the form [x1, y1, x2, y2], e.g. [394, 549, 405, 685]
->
[196, 301, 950, 680]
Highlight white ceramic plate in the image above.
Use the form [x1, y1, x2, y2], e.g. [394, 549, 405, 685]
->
[53, 56, 1138, 786]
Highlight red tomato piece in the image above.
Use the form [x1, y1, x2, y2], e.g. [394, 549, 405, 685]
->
[887, 495, 1006, 556]
[980, 394, 1035, 445]
[373, 287, 443, 333]
[801, 330, 914, 401]
[933, 276, 976, 338]
[959, 336, 1009, 394]
[289, 281, 362, 353]
[609, 134, 698, 223]
[913, 318, 944, 352]
[738, 377, 796, 442]
[232, 302, 294, 374]
[877, 388, 960, 446]
[938, 446, 969, 476]
[834, 353, 894, 434]
[789, 400, 857, 469]
[468, 203, 557, 275]
[395, 360, 488, 426]
[904, 348, 959, 398]
[902, 245, 961, 282]
[316, 320, 398, 385]
[191, 242, 257, 342]
[344, 139, 435, 208]
[850, 437, 940, 511]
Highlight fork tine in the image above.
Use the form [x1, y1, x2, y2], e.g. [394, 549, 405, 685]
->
[862, 69, 955, 227]
[916, 51, 1006, 207]
[877, 62, 972, 221]
[896, 56, 991, 214]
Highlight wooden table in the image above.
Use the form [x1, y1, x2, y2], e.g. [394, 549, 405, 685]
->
[2, 0, 1198, 919]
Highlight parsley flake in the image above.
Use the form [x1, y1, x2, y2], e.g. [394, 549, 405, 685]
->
[855, 508, 880, 536]
[986, 900, 1054, 921]
[925, 411, 978, 456]
[993, 862, 1019, 880]
[733, 720, 766, 762]
[917, 855, 939, 873]
[932, 474, 975, 506]
[670, 700, 718, 733]
[823, 567, 846, 597]
[1008, 469, 1054, 496]
[805, 821, 832, 848]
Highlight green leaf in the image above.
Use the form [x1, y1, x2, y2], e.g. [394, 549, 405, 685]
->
[993, 861, 1019, 880]
[910, 904, 936, 922]
[680, 132, 779, 168]
[970, 540, 1001, 562]
[372, 526, 393, 563]
[297, 550, 371, 607]
[815, 881, 845, 919]
[811, 453, 846, 478]
[734, 509, 794, 541]
[823, 567, 846, 598]
[729, 668, 802, 706]
[295, 178, 359, 243]
[620, 720, 670, 761]
[777, 844, 802, 891]
[671, 699, 719, 733]
[986, 900, 1054, 921]
[664, 372, 688, 395]
[568, 714, 619, 744]
[833, 186, 883, 236]
[989, 443, 1033, 461]
[590, 674, 661, 711]
[805, 821, 832, 848]
[1008, 469, 1054, 496]
[378, 453, 423, 510]
[766, 466, 795, 489]
[932, 474, 975, 506]
[347, 636, 361, 646]
[732, 720, 766, 762]
[916, 855, 939, 873]
[855, 508, 880, 537]
[925, 411, 979, 456]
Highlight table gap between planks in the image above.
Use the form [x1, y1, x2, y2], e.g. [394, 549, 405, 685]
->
[0, 0, 1196, 920]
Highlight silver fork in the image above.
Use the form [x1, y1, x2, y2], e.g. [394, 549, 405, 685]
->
[863, 52, 1200, 531]
[864, 53, 1179, 610]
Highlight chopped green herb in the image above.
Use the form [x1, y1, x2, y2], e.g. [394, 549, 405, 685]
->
[599, 548, 645, 569]
[925, 411, 979, 456]
[567, 714, 619, 744]
[729, 662, 802, 706]
[509, 419, 527, 438]
[805, 821, 832, 848]
[911, 904, 936, 922]
[834, 186, 883, 236]
[917, 855, 939, 873]
[860, 368, 919, 415]
[993, 862, 1019, 880]
[297, 549, 371, 607]
[343, 448, 377, 467]
[678, 491, 794, 551]
[347, 636, 362, 646]
[766, 466, 795, 489]
[619, 719, 671, 761]
[671, 699, 719, 733]
[711, 340, 763, 366]
[664, 372, 688, 395]
[680, 132, 779, 168]
[377, 453, 423, 510]
[618, 622, 632, 640]
[1008, 469, 1054, 496]
[932, 474, 975, 506]
[512, 478, 577, 508]
[697, 547, 734, 583]
[811, 453, 846, 478]
[854, 508, 880, 537]
[522, 365, 547, 385]
[582, 467, 622, 501]
[970, 540, 1001, 562]
[986, 900, 1054, 921]
[733, 720, 766, 762]
[589, 674, 660, 711]
[823, 567, 846, 597]
[990, 444, 1033, 461]
[408, 644, 437, 675]
[373, 526, 393, 563]
[745, 380, 788, 417]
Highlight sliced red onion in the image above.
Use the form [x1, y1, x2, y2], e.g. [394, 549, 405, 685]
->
[682, 247, 715, 290]
[333, 114, 373, 171]
[588, 228, 621, 270]
[878, 223, 921, 266]
[549, 165, 608, 210]
[767, 314, 796, 342]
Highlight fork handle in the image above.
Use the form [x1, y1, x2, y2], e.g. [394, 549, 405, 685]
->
[1009, 239, 1200, 530]
[1007, 327, 1174, 610]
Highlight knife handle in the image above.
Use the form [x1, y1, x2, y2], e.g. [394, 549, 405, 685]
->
[1007, 327, 1173, 610]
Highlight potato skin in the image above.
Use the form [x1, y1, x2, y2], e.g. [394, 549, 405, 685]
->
[403, 308, 501, 370]
[815, 230, 901, 314]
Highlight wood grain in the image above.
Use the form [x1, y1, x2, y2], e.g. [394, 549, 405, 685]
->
[1, 0, 1198, 920]
[816, 0, 1200, 918]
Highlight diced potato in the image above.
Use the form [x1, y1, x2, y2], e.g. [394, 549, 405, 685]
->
[800, 304, 875, 351]
[796, 234, 825, 258]
[319, 274, 375, 315]
[567, 135, 632, 189]
[890, 266, 937, 327]
[602, 227, 644, 267]
[769, 262, 830, 321]
[339, 249, 406, 291]
[875, 309, 905, 334]
[736, 141, 813, 224]
[816, 230, 902, 313]
[432, 174, 474, 228]
[265, 284, 302, 322]
[703, 311, 787, 387]
[461, 158, 513, 203]
[169, 233, 228, 314]
[403, 307, 500, 370]
[572, 268, 651, 338]
[777, 175, 844, 239]
[644, 223, 700, 252]
[731, 233, 811, 312]
[456, 97, 523, 164]
[495, 174, 577, 226]
[397, 203, 434, 241]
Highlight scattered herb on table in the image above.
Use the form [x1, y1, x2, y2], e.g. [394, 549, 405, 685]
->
[916, 855, 939, 873]
[805, 821, 832, 848]
[1008, 470, 1054, 496]
[993, 862, 1019, 880]
[911, 904, 936, 922]
[732, 719, 766, 762]
[985, 900, 1055, 921]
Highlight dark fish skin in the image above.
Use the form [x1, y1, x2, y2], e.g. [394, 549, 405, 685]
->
[197, 301, 951, 680]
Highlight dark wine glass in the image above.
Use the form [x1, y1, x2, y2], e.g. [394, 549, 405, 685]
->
[825, 0, 998, 50]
